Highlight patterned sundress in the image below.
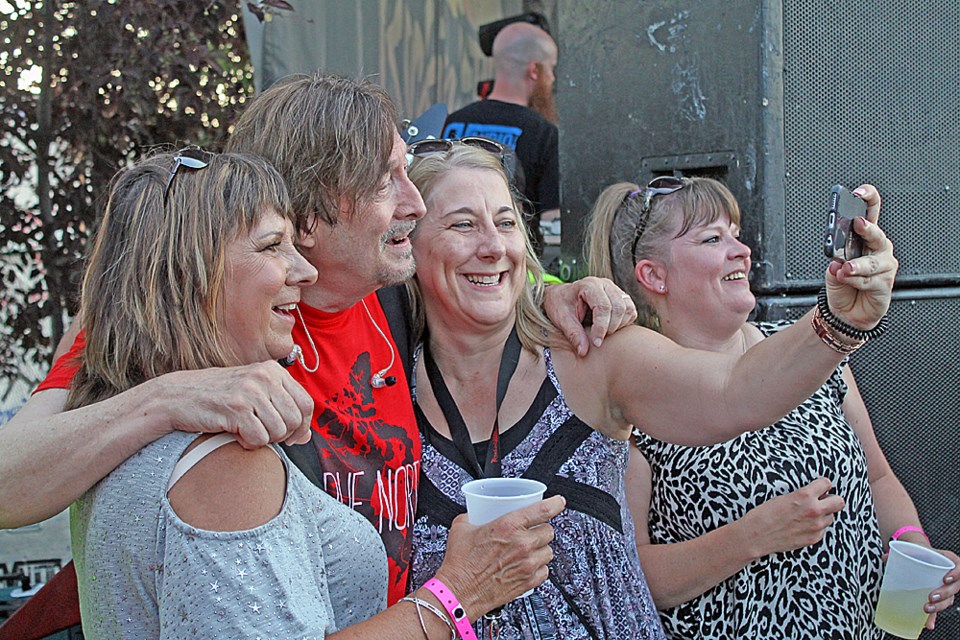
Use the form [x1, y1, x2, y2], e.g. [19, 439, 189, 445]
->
[634, 321, 883, 640]
[411, 346, 666, 640]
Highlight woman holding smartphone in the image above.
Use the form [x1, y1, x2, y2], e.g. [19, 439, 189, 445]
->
[584, 176, 959, 639]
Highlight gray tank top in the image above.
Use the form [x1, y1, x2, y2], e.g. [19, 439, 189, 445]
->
[71, 431, 387, 638]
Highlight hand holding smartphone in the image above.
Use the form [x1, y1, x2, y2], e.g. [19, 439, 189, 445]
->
[824, 185, 866, 262]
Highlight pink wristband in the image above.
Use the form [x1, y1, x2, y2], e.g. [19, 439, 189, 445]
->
[422, 578, 478, 640]
[892, 525, 929, 542]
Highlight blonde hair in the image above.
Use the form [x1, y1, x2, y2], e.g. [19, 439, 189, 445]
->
[585, 176, 742, 330]
[66, 151, 293, 409]
[226, 73, 398, 232]
[405, 144, 556, 353]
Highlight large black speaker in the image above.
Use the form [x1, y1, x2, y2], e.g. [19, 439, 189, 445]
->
[556, 0, 960, 290]
[556, 2, 960, 637]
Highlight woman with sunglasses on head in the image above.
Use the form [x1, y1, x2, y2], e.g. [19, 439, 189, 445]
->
[70, 148, 562, 640]
[403, 143, 898, 639]
[584, 177, 959, 639]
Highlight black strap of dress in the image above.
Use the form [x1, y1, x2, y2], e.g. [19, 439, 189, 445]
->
[422, 326, 522, 479]
[417, 414, 623, 531]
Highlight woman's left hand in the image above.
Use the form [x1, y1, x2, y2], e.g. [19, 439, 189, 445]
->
[542, 277, 637, 356]
[435, 495, 565, 618]
[923, 547, 960, 630]
[825, 184, 899, 330]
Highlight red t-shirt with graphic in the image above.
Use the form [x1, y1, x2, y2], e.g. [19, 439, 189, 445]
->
[286, 293, 419, 605]
[35, 293, 419, 605]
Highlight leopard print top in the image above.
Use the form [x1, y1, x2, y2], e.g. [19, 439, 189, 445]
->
[634, 321, 883, 640]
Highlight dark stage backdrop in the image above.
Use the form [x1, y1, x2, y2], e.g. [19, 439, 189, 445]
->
[760, 289, 960, 638]
[556, 0, 959, 290]
[556, 2, 960, 638]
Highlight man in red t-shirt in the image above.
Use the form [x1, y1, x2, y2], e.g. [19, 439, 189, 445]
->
[1, 74, 634, 607]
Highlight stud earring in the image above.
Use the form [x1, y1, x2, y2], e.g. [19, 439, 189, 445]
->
[659, 284, 666, 292]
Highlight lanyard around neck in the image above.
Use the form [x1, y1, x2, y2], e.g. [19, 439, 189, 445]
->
[422, 327, 522, 479]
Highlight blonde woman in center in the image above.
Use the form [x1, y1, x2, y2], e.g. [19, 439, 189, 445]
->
[403, 142, 897, 639]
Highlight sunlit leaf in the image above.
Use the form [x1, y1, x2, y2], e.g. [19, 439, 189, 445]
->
[262, 0, 294, 12]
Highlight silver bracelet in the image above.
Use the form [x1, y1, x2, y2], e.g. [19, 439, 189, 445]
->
[400, 596, 456, 640]
[400, 596, 429, 639]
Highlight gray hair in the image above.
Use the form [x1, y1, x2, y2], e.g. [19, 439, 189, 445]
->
[227, 73, 399, 232]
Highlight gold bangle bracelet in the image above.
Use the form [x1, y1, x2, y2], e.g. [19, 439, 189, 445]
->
[811, 307, 864, 354]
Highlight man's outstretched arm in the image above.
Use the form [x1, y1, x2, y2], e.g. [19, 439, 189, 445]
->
[0, 362, 313, 529]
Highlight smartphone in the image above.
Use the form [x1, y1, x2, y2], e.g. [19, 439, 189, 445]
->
[824, 185, 866, 262]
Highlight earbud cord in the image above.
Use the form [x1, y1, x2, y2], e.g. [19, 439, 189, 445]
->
[361, 298, 396, 381]
[293, 305, 320, 373]
[291, 300, 395, 382]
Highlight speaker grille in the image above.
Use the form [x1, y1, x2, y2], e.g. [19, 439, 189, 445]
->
[782, 0, 960, 284]
[557, 1, 959, 631]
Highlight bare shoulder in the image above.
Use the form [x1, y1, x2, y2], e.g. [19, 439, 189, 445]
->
[602, 323, 662, 347]
[551, 323, 664, 373]
[167, 435, 286, 531]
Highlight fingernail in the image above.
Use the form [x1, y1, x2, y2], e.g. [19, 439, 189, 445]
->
[594, 337, 603, 347]
[945, 575, 955, 584]
[931, 593, 942, 602]
[925, 603, 936, 612]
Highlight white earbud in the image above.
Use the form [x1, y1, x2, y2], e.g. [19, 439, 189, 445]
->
[362, 300, 397, 390]
[371, 372, 397, 388]
[279, 344, 303, 367]
[290, 300, 396, 390]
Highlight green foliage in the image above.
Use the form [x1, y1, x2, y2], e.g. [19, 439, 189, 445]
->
[0, 0, 255, 394]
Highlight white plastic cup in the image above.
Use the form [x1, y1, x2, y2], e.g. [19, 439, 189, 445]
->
[874, 540, 955, 639]
[461, 477, 547, 525]
[461, 478, 547, 598]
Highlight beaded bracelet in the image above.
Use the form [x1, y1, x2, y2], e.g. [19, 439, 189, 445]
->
[811, 306, 864, 354]
[816, 287, 890, 341]
[422, 578, 478, 640]
[400, 596, 456, 640]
